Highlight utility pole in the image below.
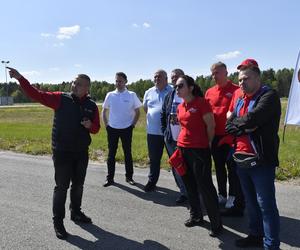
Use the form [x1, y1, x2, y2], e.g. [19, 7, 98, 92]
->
[1, 60, 10, 105]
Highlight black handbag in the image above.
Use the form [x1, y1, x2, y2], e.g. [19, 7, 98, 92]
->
[232, 152, 261, 168]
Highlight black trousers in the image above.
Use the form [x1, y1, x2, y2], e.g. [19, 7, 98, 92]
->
[52, 150, 89, 221]
[147, 134, 165, 185]
[180, 147, 222, 230]
[211, 135, 245, 209]
[106, 125, 133, 180]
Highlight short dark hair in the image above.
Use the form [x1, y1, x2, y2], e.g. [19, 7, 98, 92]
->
[115, 72, 127, 82]
[179, 75, 203, 97]
[210, 62, 227, 71]
[77, 74, 91, 84]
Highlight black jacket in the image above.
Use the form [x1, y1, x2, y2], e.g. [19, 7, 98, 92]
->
[226, 87, 281, 167]
[161, 89, 176, 142]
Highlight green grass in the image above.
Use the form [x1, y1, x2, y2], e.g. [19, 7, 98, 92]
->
[0, 102, 299, 180]
[0, 105, 169, 169]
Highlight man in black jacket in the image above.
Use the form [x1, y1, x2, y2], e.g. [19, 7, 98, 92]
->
[8, 67, 100, 240]
[226, 59, 281, 249]
[161, 69, 187, 204]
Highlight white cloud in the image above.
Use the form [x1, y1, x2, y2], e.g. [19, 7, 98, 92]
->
[53, 42, 65, 47]
[74, 64, 82, 68]
[85, 26, 91, 31]
[132, 23, 139, 28]
[56, 25, 80, 40]
[215, 50, 241, 60]
[21, 70, 41, 76]
[143, 22, 151, 28]
[41, 33, 53, 38]
[56, 34, 72, 40]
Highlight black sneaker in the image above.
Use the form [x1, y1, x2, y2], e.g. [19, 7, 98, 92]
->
[235, 235, 264, 248]
[103, 179, 114, 187]
[71, 211, 92, 224]
[54, 220, 68, 240]
[126, 178, 136, 185]
[184, 217, 204, 227]
[144, 181, 156, 192]
[176, 195, 187, 204]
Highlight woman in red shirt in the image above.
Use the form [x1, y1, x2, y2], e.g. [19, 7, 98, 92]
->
[176, 75, 222, 237]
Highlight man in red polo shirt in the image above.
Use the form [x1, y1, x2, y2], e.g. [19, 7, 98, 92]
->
[205, 62, 244, 216]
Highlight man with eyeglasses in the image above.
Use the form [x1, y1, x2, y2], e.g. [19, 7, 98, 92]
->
[102, 72, 142, 187]
[7, 67, 100, 240]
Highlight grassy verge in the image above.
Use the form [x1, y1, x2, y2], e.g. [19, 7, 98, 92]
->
[0, 105, 169, 169]
[0, 102, 299, 180]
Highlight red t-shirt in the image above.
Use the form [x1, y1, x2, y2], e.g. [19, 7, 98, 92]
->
[205, 80, 239, 135]
[177, 96, 212, 148]
[230, 91, 255, 154]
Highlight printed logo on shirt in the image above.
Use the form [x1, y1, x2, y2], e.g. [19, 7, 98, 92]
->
[225, 92, 233, 98]
[188, 107, 197, 113]
[84, 108, 93, 114]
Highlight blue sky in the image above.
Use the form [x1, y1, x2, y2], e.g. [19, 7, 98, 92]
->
[0, 0, 299, 84]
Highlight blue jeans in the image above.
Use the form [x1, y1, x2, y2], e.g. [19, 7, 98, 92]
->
[147, 134, 165, 185]
[164, 138, 187, 196]
[236, 165, 280, 250]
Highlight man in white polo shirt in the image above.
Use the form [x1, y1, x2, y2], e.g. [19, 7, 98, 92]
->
[102, 72, 142, 187]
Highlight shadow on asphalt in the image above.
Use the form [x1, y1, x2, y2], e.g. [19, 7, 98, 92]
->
[97, 182, 300, 249]
[64, 207, 300, 249]
[280, 215, 300, 248]
[112, 182, 189, 208]
[219, 214, 300, 249]
[66, 223, 170, 250]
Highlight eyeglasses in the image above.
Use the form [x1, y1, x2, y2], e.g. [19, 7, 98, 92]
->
[175, 83, 184, 89]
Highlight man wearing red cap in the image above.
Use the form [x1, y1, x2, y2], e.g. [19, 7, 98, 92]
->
[226, 59, 281, 249]
[205, 62, 244, 217]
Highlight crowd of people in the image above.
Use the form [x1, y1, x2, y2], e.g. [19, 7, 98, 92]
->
[7, 58, 281, 249]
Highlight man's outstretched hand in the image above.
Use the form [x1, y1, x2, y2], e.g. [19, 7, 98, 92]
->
[6, 67, 22, 80]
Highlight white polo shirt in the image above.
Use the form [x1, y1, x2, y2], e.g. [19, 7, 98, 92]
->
[102, 88, 142, 129]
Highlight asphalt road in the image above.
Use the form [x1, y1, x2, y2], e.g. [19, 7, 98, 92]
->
[0, 151, 299, 250]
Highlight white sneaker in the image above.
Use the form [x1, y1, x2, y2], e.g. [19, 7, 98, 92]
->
[218, 195, 227, 205]
[225, 196, 236, 209]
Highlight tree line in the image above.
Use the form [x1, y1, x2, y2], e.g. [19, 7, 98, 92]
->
[0, 68, 294, 103]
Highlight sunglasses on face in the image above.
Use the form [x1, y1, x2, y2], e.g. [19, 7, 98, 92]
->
[175, 83, 184, 89]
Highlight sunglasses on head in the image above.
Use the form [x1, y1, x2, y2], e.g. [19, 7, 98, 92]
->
[175, 83, 184, 89]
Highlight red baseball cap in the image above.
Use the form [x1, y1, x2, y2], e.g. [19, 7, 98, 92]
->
[237, 58, 259, 69]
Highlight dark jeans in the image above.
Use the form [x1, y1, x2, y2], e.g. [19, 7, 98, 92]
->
[52, 150, 89, 221]
[106, 125, 133, 180]
[164, 138, 187, 196]
[236, 166, 280, 249]
[180, 147, 222, 230]
[212, 135, 245, 209]
[147, 134, 165, 185]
